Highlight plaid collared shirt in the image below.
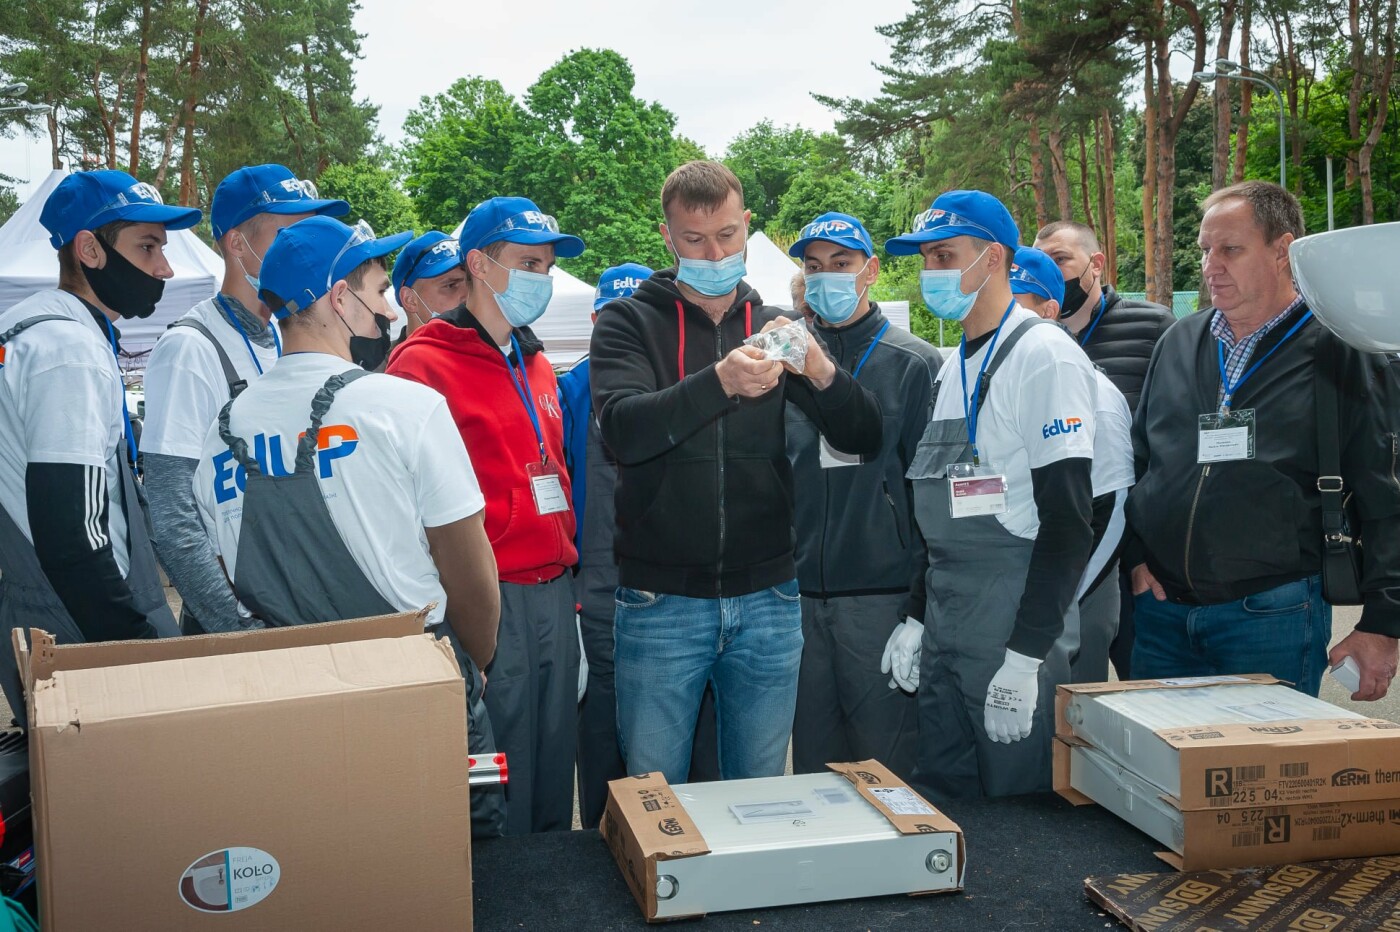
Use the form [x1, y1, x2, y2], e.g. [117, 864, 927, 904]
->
[1211, 295, 1307, 407]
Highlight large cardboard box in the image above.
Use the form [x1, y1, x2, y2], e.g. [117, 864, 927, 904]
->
[17, 612, 475, 931]
[601, 760, 964, 921]
[1054, 676, 1400, 870]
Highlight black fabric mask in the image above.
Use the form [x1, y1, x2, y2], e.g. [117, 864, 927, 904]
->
[342, 291, 392, 370]
[82, 234, 165, 319]
[1060, 261, 1094, 319]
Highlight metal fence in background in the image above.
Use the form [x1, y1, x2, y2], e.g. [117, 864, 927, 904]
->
[1120, 291, 1201, 319]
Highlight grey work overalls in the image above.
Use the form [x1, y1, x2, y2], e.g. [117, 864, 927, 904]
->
[907, 318, 1073, 800]
[0, 315, 178, 728]
[218, 367, 505, 836]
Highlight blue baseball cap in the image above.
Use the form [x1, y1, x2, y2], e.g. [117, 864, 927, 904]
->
[40, 170, 201, 249]
[259, 216, 413, 319]
[392, 231, 463, 295]
[210, 164, 349, 241]
[884, 190, 1020, 256]
[788, 212, 874, 259]
[594, 263, 653, 311]
[1010, 246, 1066, 306]
[458, 196, 584, 259]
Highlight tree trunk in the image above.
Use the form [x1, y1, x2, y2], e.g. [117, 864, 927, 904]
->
[1268, 10, 1304, 192]
[1358, 0, 1398, 223]
[153, 108, 183, 190]
[1232, 0, 1253, 184]
[1101, 109, 1118, 283]
[1346, 0, 1364, 188]
[1153, 0, 1207, 305]
[1027, 117, 1049, 229]
[128, 0, 152, 175]
[1047, 116, 1073, 220]
[300, 39, 327, 175]
[1143, 41, 1158, 301]
[178, 0, 210, 207]
[1078, 129, 1095, 232]
[1212, 0, 1238, 190]
[47, 107, 61, 170]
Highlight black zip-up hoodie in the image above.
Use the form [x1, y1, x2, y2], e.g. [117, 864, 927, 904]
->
[589, 270, 883, 599]
[1126, 302, 1400, 637]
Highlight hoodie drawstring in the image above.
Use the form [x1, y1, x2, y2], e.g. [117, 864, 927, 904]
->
[676, 300, 752, 380]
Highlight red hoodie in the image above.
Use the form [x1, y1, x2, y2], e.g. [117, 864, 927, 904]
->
[387, 307, 577, 584]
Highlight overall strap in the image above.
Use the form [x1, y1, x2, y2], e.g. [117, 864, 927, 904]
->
[0, 314, 75, 346]
[294, 369, 372, 475]
[169, 318, 247, 398]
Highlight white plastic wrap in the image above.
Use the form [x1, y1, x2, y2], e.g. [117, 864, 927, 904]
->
[743, 319, 810, 373]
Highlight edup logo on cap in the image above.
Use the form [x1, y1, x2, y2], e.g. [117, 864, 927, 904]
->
[803, 219, 854, 237]
[610, 276, 645, 293]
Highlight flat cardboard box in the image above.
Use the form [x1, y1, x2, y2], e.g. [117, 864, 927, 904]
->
[601, 760, 964, 921]
[18, 611, 475, 931]
[1056, 676, 1400, 810]
[1064, 741, 1400, 870]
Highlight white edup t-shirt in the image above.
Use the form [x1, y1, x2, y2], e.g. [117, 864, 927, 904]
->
[1090, 368, 1135, 498]
[0, 290, 131, 573]
[193, 352, 484, 627]
[141, 297, 280, 459]
[929, 305, 1097, 539]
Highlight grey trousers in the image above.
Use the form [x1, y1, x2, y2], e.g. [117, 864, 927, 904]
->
[792, 593, 919, 781]
[1070, 564, 1121, 684]
[486, 574, 579, 835]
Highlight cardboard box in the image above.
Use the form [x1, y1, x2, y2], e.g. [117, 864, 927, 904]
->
[601, 760, 964, 921]
[1056, 677, 1400, 809]
[1063, 741, 1400, 870]
[17, 611, 474, 931]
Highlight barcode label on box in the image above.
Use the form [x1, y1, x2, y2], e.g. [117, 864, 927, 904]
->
[1312, 826, 1342, 842]
[1232, 832, 1262, 848]
[1280, 762, 1309, 778]
[1209, 796, 1233, 808]
[1235, 765, 1266, 781]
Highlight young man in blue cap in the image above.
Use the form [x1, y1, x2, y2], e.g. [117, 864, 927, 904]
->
[557, 262, 656, 827]
[193, 215, 506, 833]
[784, 212, 940, 781]
[1010, 245, 1135, 684]
[0, 170, 194, 724]
[590, 161, 882, 786]
[142, 164, 349, 634]
[388, 196, 583, 834]
[392, 231, 467, 346]
[887, 190, 1097, 799]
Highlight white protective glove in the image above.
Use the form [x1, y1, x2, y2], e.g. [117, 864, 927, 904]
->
[576, 615, 589, 703]
[984, 649, 1043, 744]
[880, 618, 924, 693]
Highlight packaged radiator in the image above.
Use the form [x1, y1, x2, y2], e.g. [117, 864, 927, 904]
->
[602, 761, 964, 921]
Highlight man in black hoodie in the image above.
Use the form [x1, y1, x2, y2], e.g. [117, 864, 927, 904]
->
[590, 161, 883, 784]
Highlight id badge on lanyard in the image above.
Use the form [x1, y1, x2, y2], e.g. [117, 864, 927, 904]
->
[527, 460, 569, 514]
[1198, 409, 1255, 462]
[947, 462, 1009, 518]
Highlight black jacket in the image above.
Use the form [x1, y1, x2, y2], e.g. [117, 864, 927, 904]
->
[1080, 285, 1176, 413]
[785, 305, 941, 599]
[590, 271, 883, 599]
[1125, 301, 1400, 637]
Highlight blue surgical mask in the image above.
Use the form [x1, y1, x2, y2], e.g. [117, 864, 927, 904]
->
[485, 255, 554, 328]
[236, 240, 266, 293]
[920, 246, 992, 322]
[676, 250, 747, 297]
[804, 260, 871, 325]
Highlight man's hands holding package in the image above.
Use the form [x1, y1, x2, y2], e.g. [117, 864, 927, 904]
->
[717, 317, 836, 398]
[984, 649, 1043, 744]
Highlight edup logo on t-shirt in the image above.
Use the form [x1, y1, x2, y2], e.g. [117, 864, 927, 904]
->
[212, 424, 359, 503]
[1042, 417, 1083, 439]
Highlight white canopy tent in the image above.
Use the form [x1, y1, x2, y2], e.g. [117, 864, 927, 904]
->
[744, 230, 912, 333]
[0, 169, 224, 363]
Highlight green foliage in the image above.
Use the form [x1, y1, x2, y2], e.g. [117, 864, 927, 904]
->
[317, 159, 418, 237]
[723, 121, 844, 230]
[0, 183, 17, 225]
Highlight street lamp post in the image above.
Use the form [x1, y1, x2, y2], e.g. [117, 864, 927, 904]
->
[1194, 58, 1286, 190]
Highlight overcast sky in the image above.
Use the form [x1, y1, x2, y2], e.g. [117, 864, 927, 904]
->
[0, 0, 913, 205]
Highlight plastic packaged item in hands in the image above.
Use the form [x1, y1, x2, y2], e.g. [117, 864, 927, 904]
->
[743, 319, 810, 373]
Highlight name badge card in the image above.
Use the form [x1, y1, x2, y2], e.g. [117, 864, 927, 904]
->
[1198, 409, 1255, 463]
[947, 462, 1008, 518]
[527, 461, 570, 515]
[819, 437, 862, 469]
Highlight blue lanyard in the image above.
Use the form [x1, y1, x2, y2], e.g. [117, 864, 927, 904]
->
[100, 316, 139, 474]
[1216, 310, 1313, 414]
[506, 334, 547, 462]
[851, 320, 890, 380]
[958, 299, 1018, 466]
[215, 293, 281, 375]
[1078, 293, 1108, 347]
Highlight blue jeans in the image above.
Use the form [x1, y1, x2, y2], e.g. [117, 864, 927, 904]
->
[614, 579, 803, 784]
[1131, 575, 1332, 695]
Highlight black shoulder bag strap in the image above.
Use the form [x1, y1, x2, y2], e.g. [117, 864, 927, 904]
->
[1316, 333, 1364, 605]
[168, 318, 248, 399]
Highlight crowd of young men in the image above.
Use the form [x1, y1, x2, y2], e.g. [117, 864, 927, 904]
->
[0, 161, 1394, 835]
